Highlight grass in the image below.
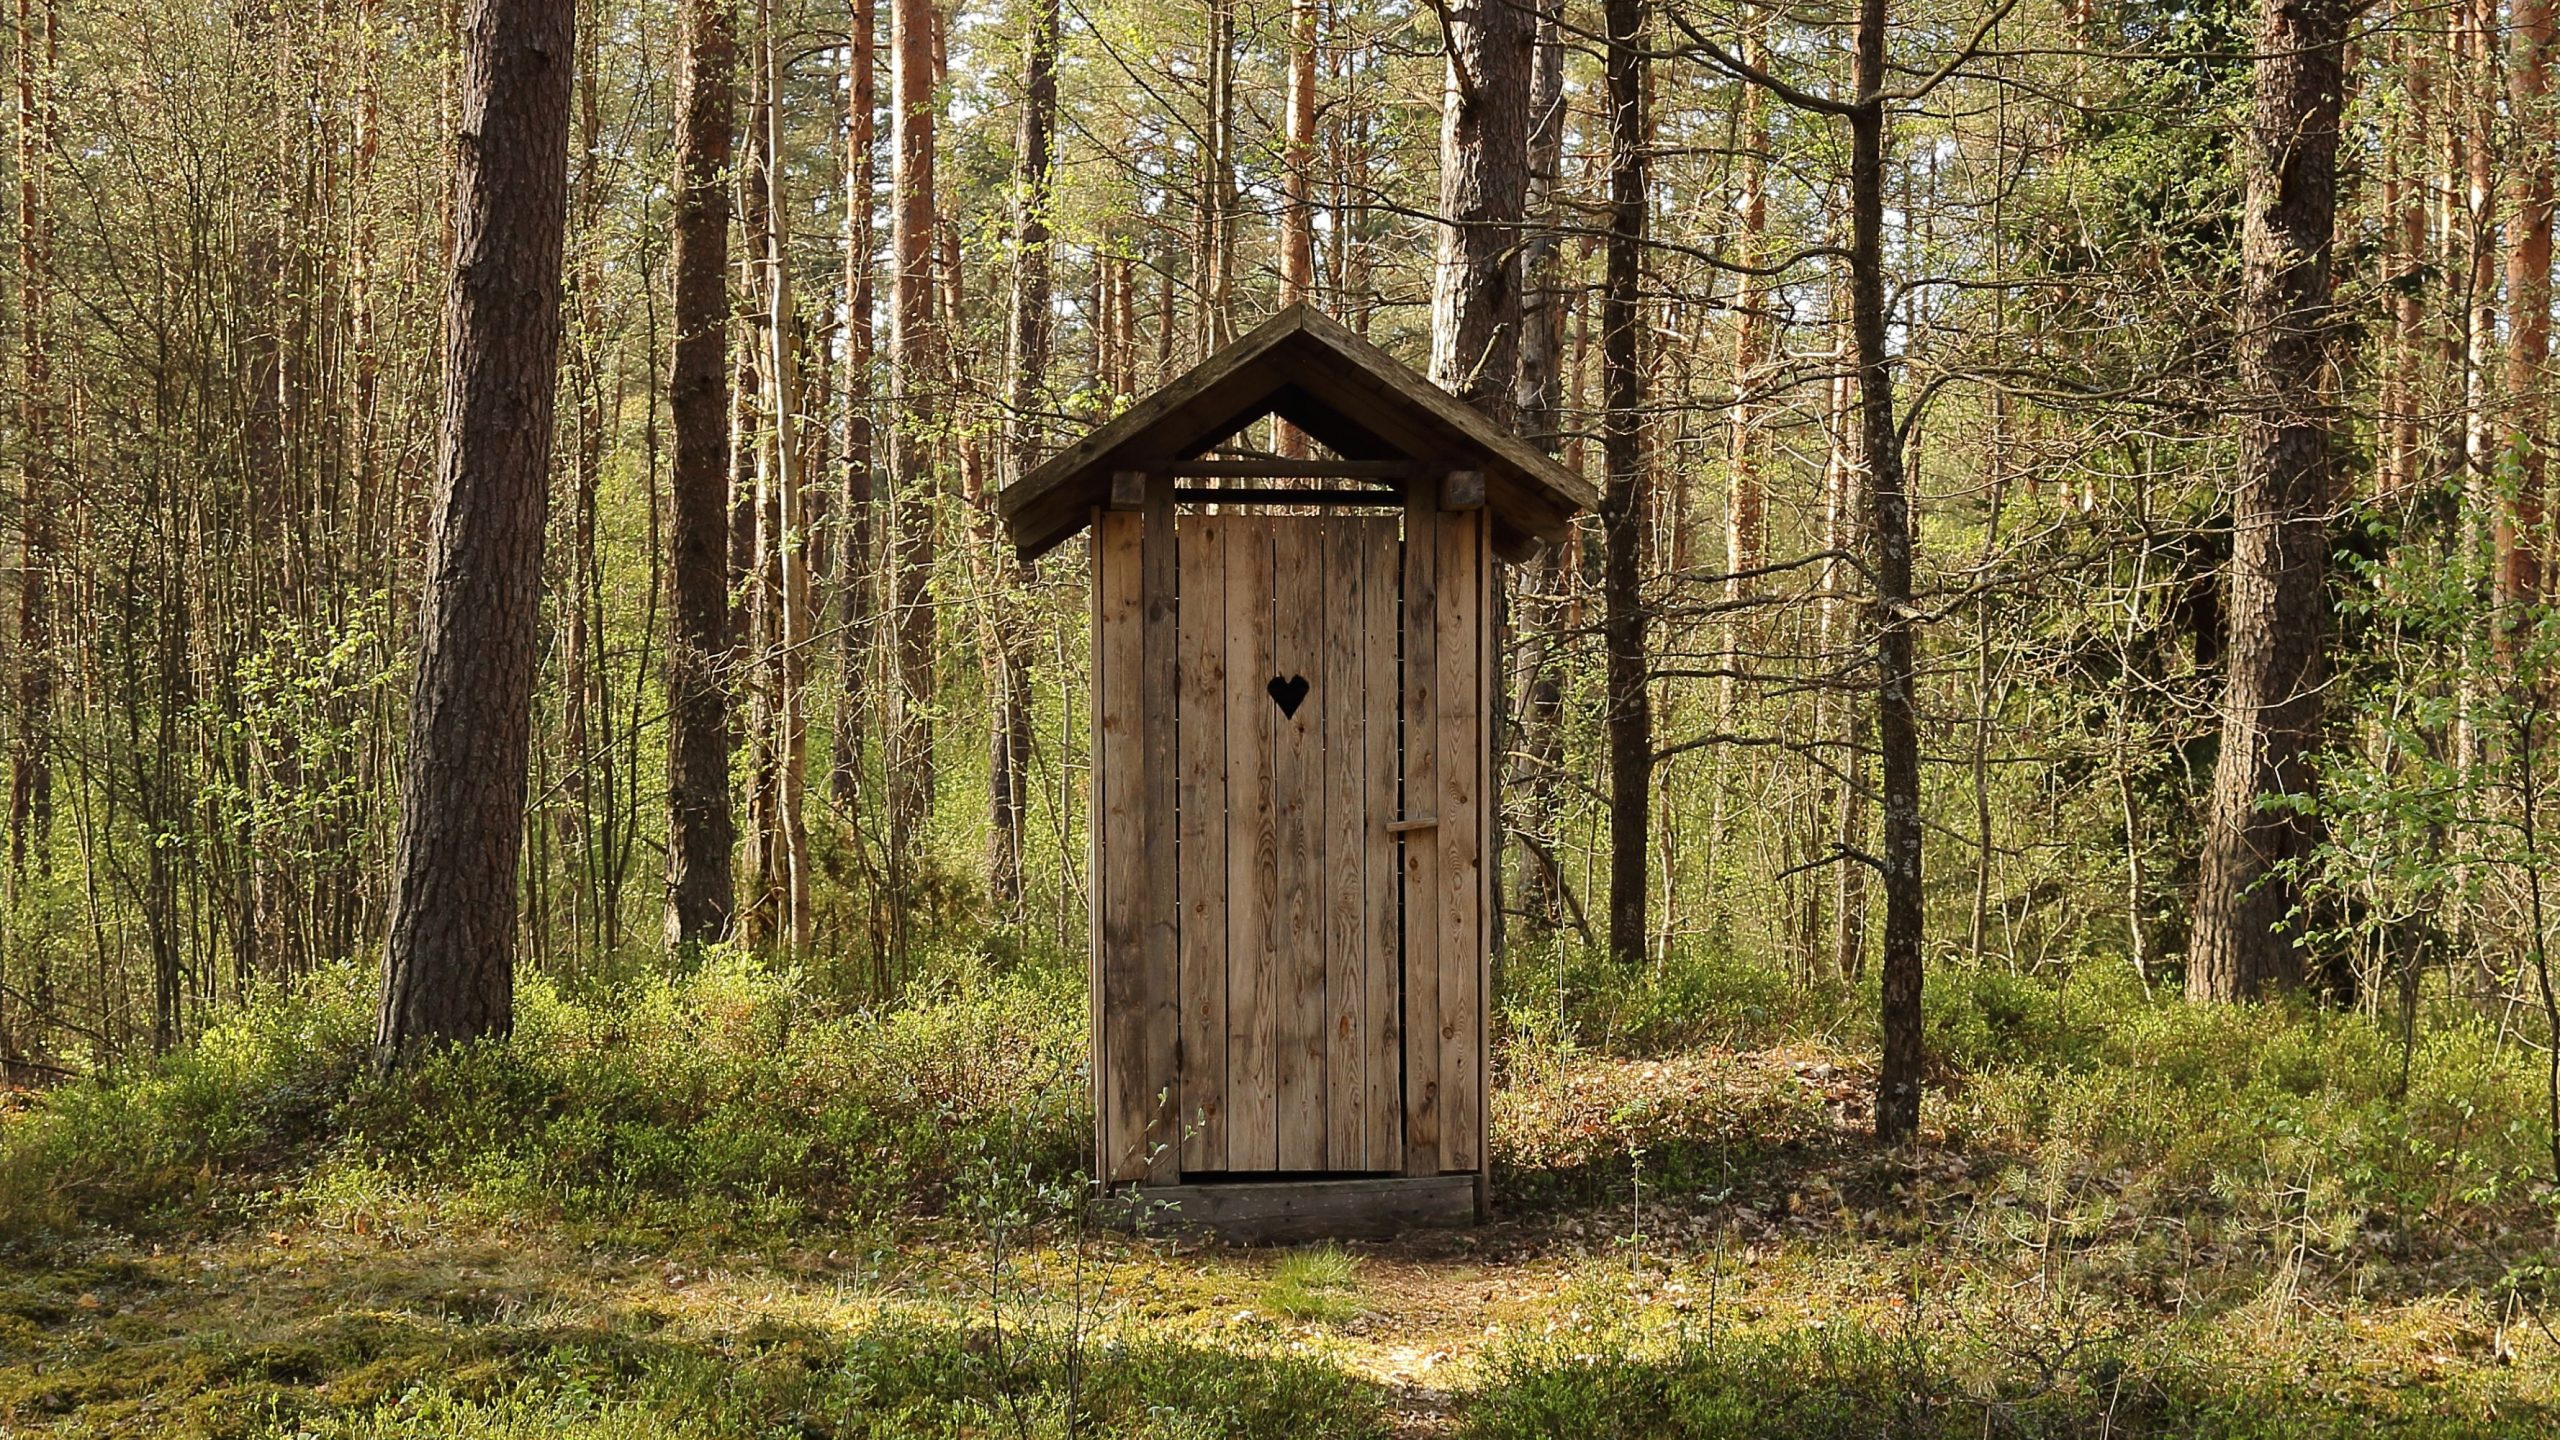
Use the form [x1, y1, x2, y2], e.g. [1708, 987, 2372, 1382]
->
[1264, 1246, 1363, 1324]
[0, 1232, 1387, 1439]
[1464, 1315, 2560, 1439]
[4, 941, 2560, 1435]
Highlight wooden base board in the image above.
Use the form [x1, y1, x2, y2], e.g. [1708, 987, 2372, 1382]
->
[1124, 1175, 1479, 1244]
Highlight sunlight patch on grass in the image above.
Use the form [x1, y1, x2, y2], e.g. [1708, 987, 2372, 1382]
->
[1264, 1246, 1363, 1325]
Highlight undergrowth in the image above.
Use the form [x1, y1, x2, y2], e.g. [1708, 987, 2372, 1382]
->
[1467, 1314, 2555, 1438]
[0, 950, 1085, 1246]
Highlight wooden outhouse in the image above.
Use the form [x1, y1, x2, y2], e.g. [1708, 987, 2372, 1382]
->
[998, 304, 1594, 1239]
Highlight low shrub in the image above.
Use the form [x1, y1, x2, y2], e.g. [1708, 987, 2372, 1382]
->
[0, 951, 1089, 1245]
[1468, 1317, 2557, 1439]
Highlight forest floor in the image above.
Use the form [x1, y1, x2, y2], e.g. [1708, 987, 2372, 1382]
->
[7, 1034, 2560, 1437]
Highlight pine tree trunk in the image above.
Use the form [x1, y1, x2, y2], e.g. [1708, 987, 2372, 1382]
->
[10, 0, 56, 880]
[1600, 0, 1650, 968]
[992, 0, 1057, 914]
[886, 0, 940, 954]
[2505, 0, 2554, 610]
[1196, 0, 1236, 357]
[1507, 0, 1568, 933]
[1276, 0, 1318, 454]
[2189, 0, 2345, 1001]
[833, 0, 878, 809]
[665, 0, 739, 946]
[1279, 0, 1317, 308]
[1426, 0, 1530, 418]
[377, 0, 575, 1058]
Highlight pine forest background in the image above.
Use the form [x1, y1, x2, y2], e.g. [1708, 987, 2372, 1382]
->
[1, 0, 2551, 1069]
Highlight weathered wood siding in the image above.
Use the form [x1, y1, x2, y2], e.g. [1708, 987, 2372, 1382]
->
[1095, 500, 1488, 1185]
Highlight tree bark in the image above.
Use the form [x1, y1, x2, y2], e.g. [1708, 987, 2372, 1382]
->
[664, 0, 739, 946]
[886, 0, 939, 947]
[2505, 0, 2554, 610]
[992, 0, 1058, 914]
[757, 0, 814, 950]
[1279, 0, 1318, 308]
[1196, 0, 1237, 357]
[1600, 0, 1650, 967]
[1426, 0, 1531, 419]
[1845, 0, 1923, 1140]
[1507, 0, 1568, 933]
[2188, 0, 2346, 1001]
[1725, 15, 1768, 601]
[833, 0, 879, 808]
[377, 0, 575, 1058]
[1276, 0, 1319, 455]
[1825, 358, 1870, 982]
[9, 0, 55, 880]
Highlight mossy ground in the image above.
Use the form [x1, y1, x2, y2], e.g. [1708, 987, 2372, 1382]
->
[4, 953, 2559, 1435]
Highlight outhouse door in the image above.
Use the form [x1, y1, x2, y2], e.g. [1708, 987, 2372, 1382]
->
[1154, 504, 1490, 1183]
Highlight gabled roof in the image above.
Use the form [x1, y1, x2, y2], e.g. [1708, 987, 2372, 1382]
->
[997, 303, 1597, 562]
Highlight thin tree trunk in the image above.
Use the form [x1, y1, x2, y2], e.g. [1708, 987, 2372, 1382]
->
[1826, 358, 1869, 981]
[2505, 0, 2554, 611]
[2189, 0, 2346, 1001]
[560, 0, 607, 958]
[759, 1, 813, 950]
[1845, 0, 1923, 1140]
[377, 0, 576, 1057]
[834, 0, 879, 808]
[1600, 0, 1650, 967]
[1277, 0, 1317, 454]
[1723, 12, 1768, 721]
[10, 0, 56, 880]
[1197, 0, 1236, 357]
[665, 0, 739, 945]
[2384, 24, 2429, 499]
[886, 0, 940, 959]
[1508, 0, 1568, 933]
[992, 0, 1058, 914]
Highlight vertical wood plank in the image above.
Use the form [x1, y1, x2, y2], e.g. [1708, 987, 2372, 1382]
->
[1362, 519, 1405, 1172]
[1323, 519, 1368, 1170]
[1223, 516, 1278, 1169]
[1401, 496, 1442, 1176]
[1272, 518, 1327, 1170]
[1437, 505, 1484, 1174]
[1140, 476, 1182, 1183]
[1095, 508, 1148, 1181]
[1475, 514, 1497, 1203]
[1087, 517, 1107, 1183]
[1176, 516, 1229, 1174]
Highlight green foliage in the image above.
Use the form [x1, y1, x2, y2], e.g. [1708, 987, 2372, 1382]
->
[1467, 1317, 2555, 1439]
[1951, 981, 2553, 1282]
[0, 969, 375, 1236]
[299, 1317, 1382, 1440]
[1500, 937, 1863, 1059]
[0, 952, 1088, 1245]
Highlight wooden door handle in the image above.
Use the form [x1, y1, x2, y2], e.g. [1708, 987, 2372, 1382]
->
[1385, 816, 1438, 834]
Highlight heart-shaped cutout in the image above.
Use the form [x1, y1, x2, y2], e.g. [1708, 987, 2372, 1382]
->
[1267, 674, 1311, 718]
